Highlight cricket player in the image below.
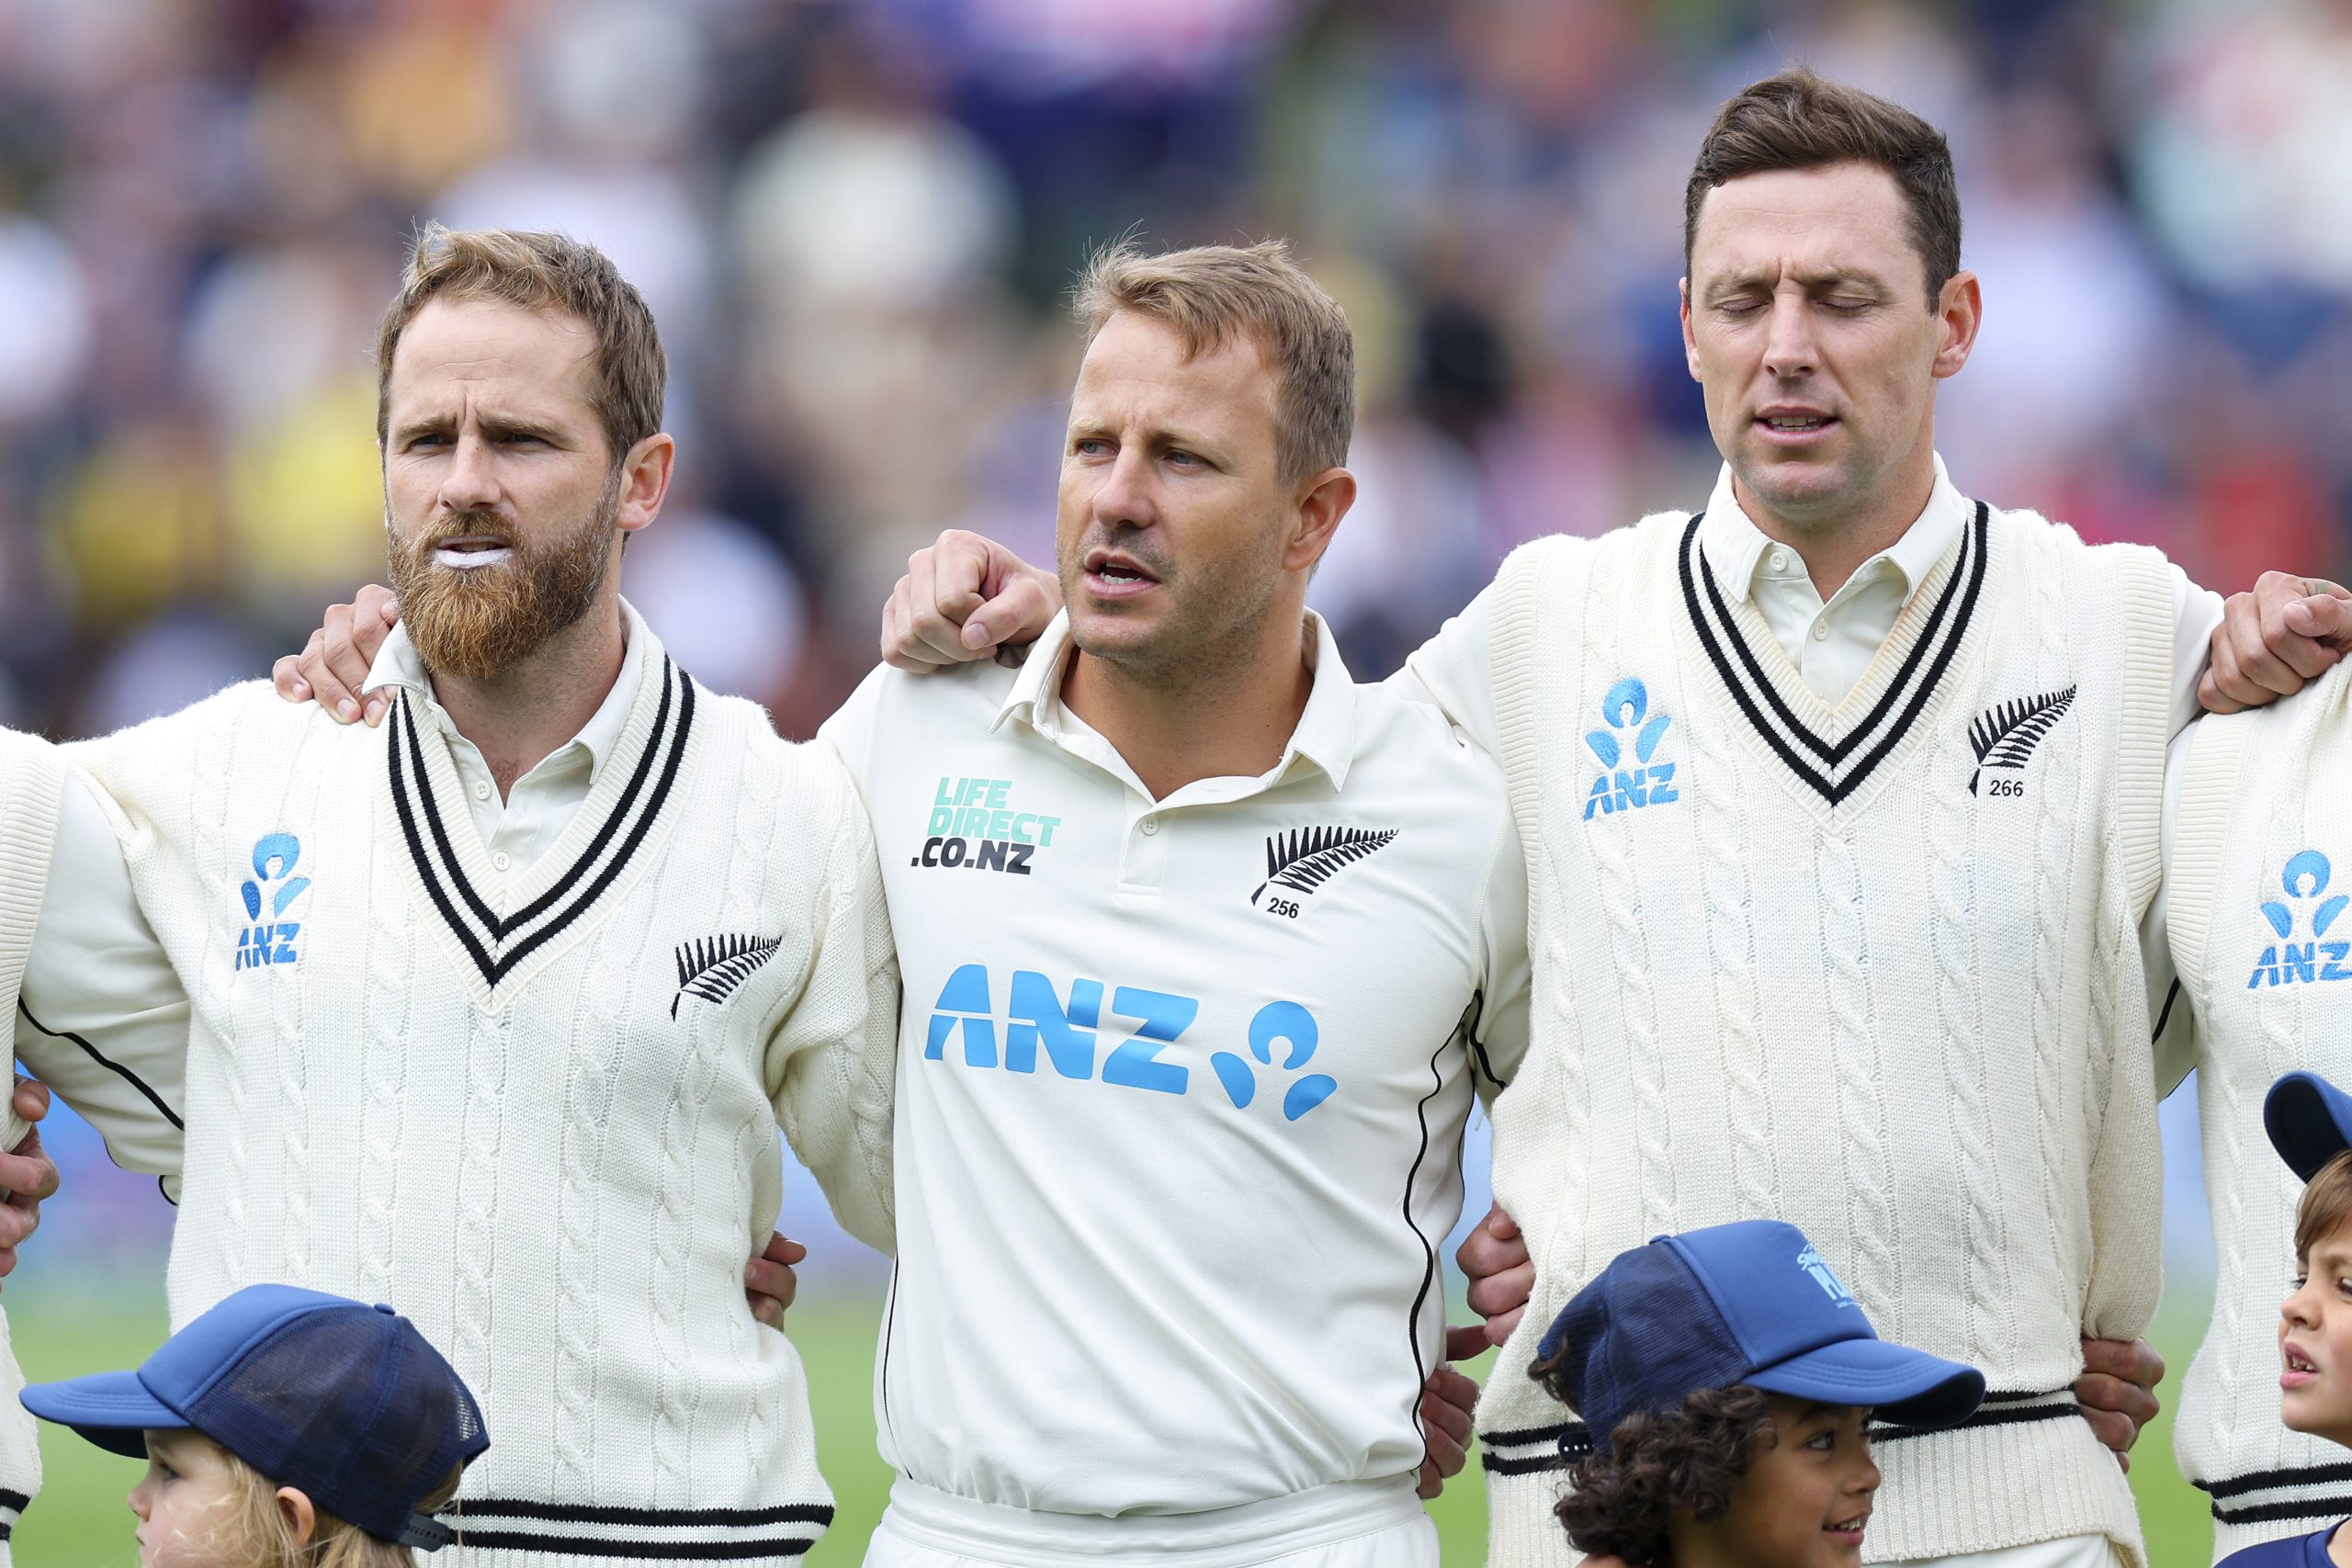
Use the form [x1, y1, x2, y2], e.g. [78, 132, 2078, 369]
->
[284, 240, 1521, 1566]
[874, 71, 2352, 1568]
[9, 226, 895, 1566]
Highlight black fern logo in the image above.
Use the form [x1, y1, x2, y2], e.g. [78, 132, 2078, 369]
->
[1251, 826, 1397, 907]
[1967, 684, 2077, 795]
[673, 934, 783, 1018]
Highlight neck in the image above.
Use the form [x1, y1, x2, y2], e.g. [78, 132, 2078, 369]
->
[427, 598, 628, 799]
[1732, 453, 1936, 601]
[1061, 613, 1316, 800]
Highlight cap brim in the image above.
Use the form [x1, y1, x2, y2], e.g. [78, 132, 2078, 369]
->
[1745, 1336, 1986, 1430]
[2267, 1072, 2352, 1183]
[20, 1371, 186, 1458]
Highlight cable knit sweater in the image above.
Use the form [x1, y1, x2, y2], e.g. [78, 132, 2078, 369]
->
[0, 729, 64, 1562]
[71, 637, 897, 1568]
[2165, 657, 2352, 1560]
[1474, 504, 2175, 1564]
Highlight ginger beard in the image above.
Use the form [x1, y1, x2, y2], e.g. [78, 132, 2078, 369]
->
[388, 468, 620, 682]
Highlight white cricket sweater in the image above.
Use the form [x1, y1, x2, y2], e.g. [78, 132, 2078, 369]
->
[1472, 502, 2176, 1565]
[71, 634, 899, 1568]
[0, 729, 65, 1562]
[2164, 657, 2352, 1560]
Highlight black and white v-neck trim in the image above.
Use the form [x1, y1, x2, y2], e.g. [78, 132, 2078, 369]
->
[1678, 501, 1988, 807]
[387, 656, 696, 991]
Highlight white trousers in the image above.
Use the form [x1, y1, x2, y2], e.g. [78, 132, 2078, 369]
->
[861, 1476, 1437, 1568]
[1894, 1534, 2125, 1568]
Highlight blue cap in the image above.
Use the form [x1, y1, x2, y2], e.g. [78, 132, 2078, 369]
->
[1534, 1220, 1984, 1456]
[21, 1284, 488, 1552]
[2267, 1070, 2352, 1182]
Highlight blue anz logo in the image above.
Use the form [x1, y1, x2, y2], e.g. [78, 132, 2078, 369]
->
[1583, 677, 1680, 821]
[1797, 1245, 1857, 1309]
[923, 965, 1338, 1122]
[234, 832, 310, 972]
[2251, 850, 2352, 989]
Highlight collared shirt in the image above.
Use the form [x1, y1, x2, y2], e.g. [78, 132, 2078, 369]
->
[1400, 454, 2225, 750]
[820, 608, 1529, 1520]
[359, 600, 650, 887]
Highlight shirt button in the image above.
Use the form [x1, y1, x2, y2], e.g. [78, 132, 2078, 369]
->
[1139, 817, 1159, 836]
[492, 852, 511, 872]
[1770, 551, 1789, 572]
[472, 781, 491, 801]
[1812, 622, 1829, 641]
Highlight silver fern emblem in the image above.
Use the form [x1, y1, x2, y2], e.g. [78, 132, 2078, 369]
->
[672, 934, 783, 1018]
[1966, 684, 2077, 795]
[1251, 826, 1398, 906]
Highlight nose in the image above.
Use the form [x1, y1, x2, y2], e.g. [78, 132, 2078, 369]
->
[2286, 1277, 2323, 1332]
[438, 430, 503, 516]
[128, 1477, 153, 1521]
[1850, 1446, 1883, 1497]
[1761, 289, 1819, 381]
[1089, 446, 1159, 531]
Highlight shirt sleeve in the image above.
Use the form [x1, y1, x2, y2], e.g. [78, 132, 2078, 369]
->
[813, 663, 888, 804]
[13, 771, 187, 1198]
[1386, 582, 1504, 761]
[2169, 564, 2226, 739]
[762, 754, 898, 1258]
[2143, 725, 2197, 1099]
[1471, 803, 1532, 1108]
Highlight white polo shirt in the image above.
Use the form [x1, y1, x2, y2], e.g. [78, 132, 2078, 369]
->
[820, 610, 1530, 1530]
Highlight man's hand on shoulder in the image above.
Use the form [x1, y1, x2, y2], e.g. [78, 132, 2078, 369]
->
[2202, 572, 2352, 714]
[882, 531, 1060, 671]
[2076, 1335, 2163, 1471]
[1459, 1203, 1533, 1346]
[0, 1078, 60, 1289]
[274, 584, 400, 726]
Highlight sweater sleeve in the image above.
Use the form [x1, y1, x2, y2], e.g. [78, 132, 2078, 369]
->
[13, 771, 187, 1198]
[762, 758, 899, 1258]
[1470, 805, 1532, 1107]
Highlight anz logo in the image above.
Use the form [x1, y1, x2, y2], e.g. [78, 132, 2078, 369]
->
[1584, 677, 1680, 821]
[924, 965, 1337, 1122]
[2250, 850, 2352, 989]
[233, 832, 310, 972]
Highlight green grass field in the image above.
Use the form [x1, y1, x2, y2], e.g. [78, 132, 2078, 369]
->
[5, 1274, 2220, 1566]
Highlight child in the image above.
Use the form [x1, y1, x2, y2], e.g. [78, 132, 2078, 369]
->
[1529, 1217, 1985, 1568]
[20, 1282, 487, 1567]
[2220, 1068, 2352, 1565]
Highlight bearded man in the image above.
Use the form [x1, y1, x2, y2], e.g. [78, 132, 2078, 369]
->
[24, 226, 897, 1567]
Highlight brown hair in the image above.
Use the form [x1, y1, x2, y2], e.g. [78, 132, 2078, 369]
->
[181, 1433, 463, 1568]
[374, 223, 665, 464]
[1528, 1348, 1778, 1567]
[1071, 239, 1354, 487]
[2298, 1149, 2352, 1264]
[1684, 68, 1961, 307]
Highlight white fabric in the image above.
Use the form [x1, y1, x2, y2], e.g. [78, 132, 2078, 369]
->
[65, 621, 899, 1568]
[357, 602, 649, 886]
[820, 610, 1530, 1521]
[862, 1477, 1435, 1567]
[2149, 657, 2352, 1560]
[1396, 457, 2223, 751]
[1458, 499, 2177, 1565]
[1895, 1535, 2123, 1567]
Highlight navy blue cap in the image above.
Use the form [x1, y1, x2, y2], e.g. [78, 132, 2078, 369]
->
[1534, 1220, 1984, 1456]
[21, 1284, 487, 1551]
[2267, 1071, 2352, 1183]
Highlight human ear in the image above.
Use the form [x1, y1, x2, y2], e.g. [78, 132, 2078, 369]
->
[1679, 277, 1702, 382]
[1930, 271, 1982, 380]
[1285, 467, 1357, 575]
[616, 432, 677, 535]
[275, 1486, 317, 1546]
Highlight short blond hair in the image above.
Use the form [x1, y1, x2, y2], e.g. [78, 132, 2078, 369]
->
[178, 1432, 463, 1568]
[1072, 240, 1354, 486]
[374, 223, 665, 464]
[2298, 1149, 2352, 1264]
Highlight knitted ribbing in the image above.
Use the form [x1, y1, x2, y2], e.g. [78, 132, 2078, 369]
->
[1818, 822, 1900, 1332]
[1691, 641, 1777, 1222]
[2028, 550, 2083, 1308]
[0, 731, 68, 1563]
[1930, 710, 2007, 1365]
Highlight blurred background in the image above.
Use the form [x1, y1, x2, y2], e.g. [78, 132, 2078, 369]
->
[2, 0, 2337, 1560]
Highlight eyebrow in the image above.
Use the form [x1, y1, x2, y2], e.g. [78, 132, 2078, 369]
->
[1702, 266, 1890, 300]
[1067, 417, 1228, 457]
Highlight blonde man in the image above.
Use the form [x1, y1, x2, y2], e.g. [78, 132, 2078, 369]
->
[27, 227, 897, 1567]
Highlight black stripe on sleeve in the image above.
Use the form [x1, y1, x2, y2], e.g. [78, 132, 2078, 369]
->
[15, 998, 184, 1131]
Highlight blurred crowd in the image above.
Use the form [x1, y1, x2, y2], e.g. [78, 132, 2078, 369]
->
[0, 0, 2348, 743]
